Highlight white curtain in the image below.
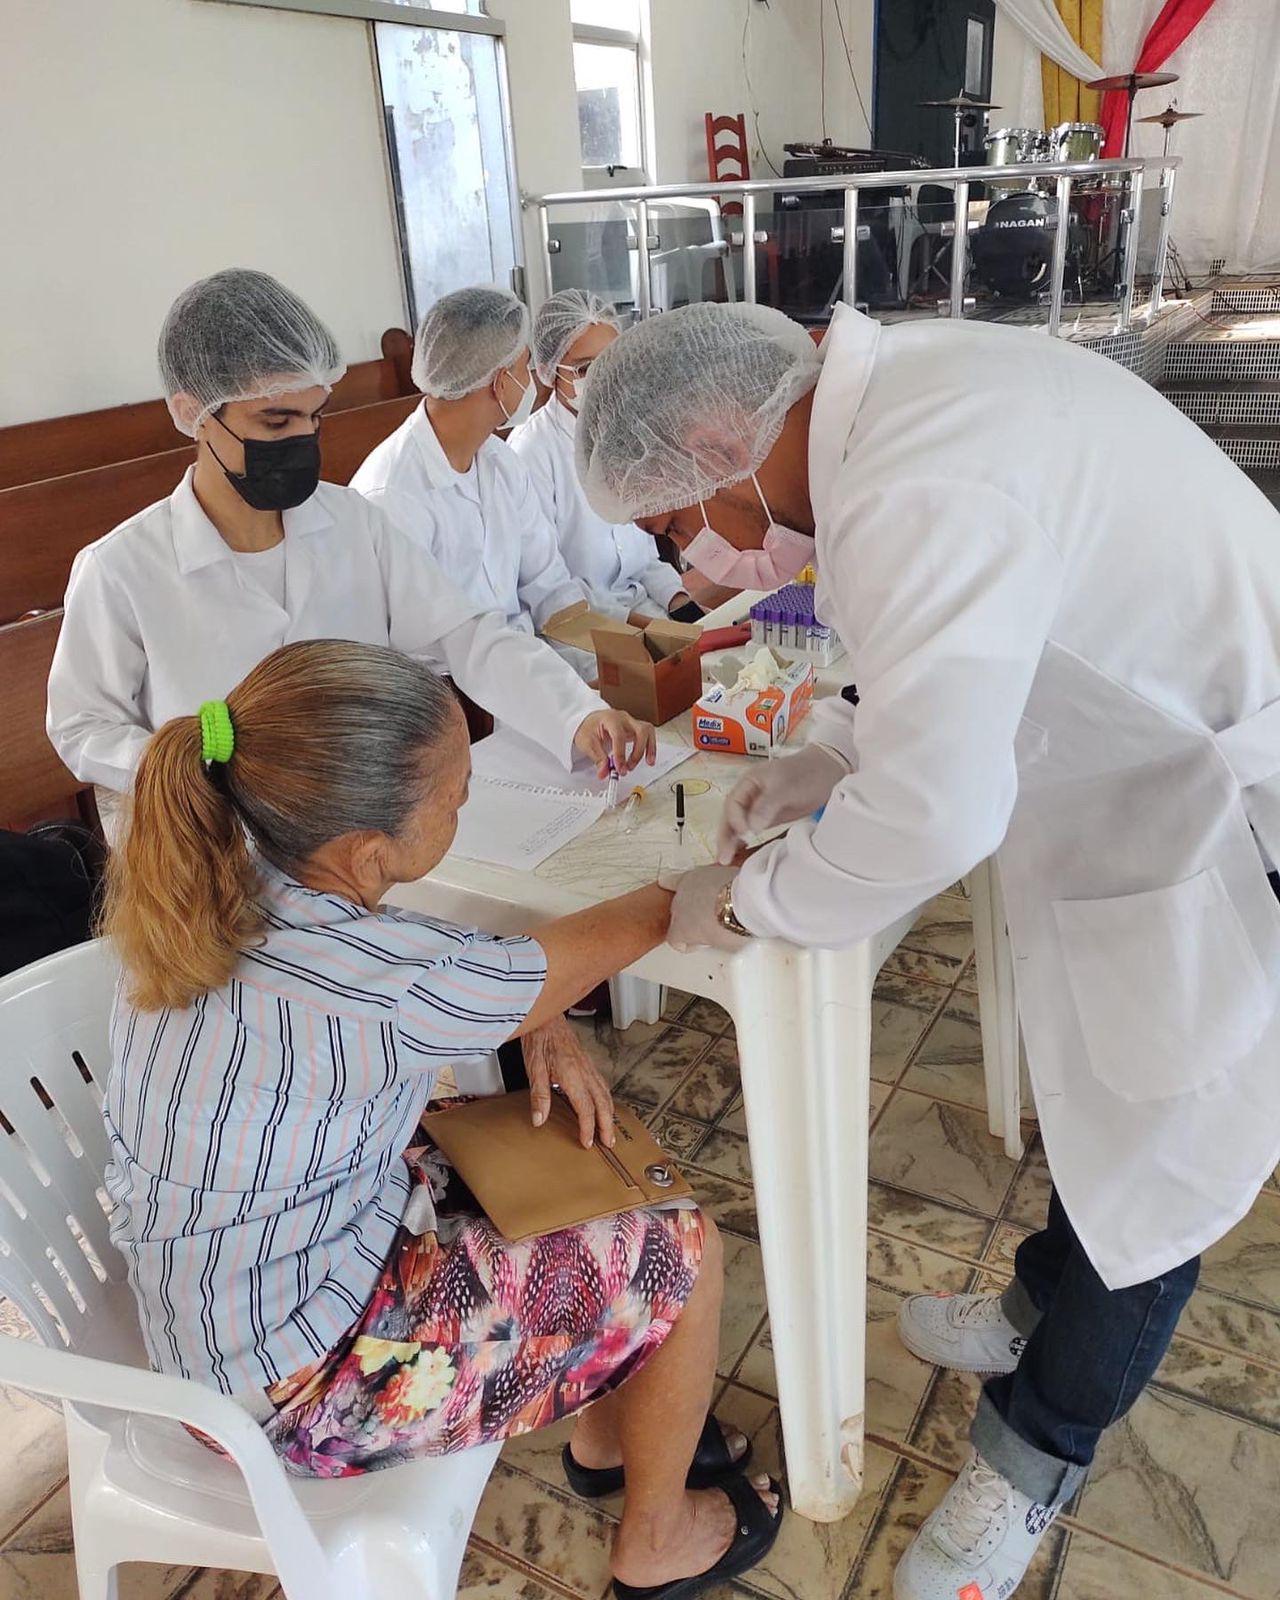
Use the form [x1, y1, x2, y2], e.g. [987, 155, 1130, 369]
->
[999, 0, 1280, 274]
[991, 0, 1104, 82]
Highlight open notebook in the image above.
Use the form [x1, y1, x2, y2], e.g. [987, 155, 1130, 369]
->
[449, 727, 692, 871]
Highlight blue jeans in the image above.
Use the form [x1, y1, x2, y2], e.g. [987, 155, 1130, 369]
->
[971, 1188, 1199, 1505]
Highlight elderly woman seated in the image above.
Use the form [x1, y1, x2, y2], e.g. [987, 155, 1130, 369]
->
[100, 639, 781, 1600]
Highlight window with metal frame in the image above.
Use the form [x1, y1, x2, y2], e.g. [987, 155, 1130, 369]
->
[571, 1, 647, 179]
[195, 2, 520, 326]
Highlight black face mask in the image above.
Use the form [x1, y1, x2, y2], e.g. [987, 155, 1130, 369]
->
[207, 414, 322, 511]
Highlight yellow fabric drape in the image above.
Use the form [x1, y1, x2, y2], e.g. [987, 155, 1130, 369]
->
[1041, 0, 1104, 125]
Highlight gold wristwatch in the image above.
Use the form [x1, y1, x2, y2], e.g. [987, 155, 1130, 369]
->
[715, 882, 751, 938]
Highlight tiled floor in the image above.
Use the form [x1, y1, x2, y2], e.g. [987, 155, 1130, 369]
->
[4, 887, 1280, 1599]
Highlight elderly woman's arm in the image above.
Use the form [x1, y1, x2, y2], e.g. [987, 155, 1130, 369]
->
[513, 883, 674, 1035]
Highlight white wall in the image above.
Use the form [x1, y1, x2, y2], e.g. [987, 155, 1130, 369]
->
[0, 0, 408, 427]
[648, 0, 872, 186]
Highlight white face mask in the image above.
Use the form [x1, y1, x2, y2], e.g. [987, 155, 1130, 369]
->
[684, 474, 816, 589]
[497, 367, 536, 428]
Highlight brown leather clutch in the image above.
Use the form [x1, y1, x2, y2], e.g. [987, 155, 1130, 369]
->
[418, 1091, 693, 1243]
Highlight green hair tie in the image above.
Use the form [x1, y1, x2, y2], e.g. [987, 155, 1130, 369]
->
[199, 700, 235, 765]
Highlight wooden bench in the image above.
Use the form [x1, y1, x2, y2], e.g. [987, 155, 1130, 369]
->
[0, 330, 414, 491]
[0, 611, 94, 831]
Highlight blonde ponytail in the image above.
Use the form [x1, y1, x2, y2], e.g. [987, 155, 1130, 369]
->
[103, 715, 263, 1010]
[102, 639, 459, 1012]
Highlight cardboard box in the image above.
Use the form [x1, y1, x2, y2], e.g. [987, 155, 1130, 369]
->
[692, 647, 814, 756]
[588, 615, 703, 724]
[542, 600, 617, 655]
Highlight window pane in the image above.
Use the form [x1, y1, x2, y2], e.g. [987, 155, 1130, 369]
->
[574, 41, 641, 169]
[375, 23, 517, 326]
[571, 0, 639, 27]
[382, 1, 486, 12]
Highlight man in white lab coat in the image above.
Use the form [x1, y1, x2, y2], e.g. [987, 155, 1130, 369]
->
[47, 270, 653, 806]
[576, 301, 1280, 1599]
[509, 288, 699, 624]
[352, 286, 600, 679]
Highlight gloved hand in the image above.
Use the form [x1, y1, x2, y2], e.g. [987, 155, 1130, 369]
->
[668, 864, 750, 953]
[715, 743, 851, 865]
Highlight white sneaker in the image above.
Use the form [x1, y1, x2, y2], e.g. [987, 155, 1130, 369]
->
[894, 1449, 1061, 1600]
[897, 1293, 1027, 1375]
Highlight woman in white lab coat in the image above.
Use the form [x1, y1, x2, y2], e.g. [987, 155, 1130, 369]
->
[47, 270, 653, 802]
[576, 301, 1280, 1600]
[351, 286, 599, 679]
[509, 289, 696, 624]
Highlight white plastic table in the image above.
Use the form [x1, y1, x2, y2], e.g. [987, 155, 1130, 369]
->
[388, 599, 921, 1523]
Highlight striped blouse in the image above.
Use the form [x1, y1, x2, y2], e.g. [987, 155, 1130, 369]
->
[103, 863, 546, 1396]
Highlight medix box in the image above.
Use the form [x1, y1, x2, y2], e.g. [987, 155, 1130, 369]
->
[692, 648, 814, 756]
[585, 613, 704, 724]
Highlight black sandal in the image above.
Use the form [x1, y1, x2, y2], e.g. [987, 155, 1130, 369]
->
[611, 1472, 785, 1599]
[562, 1413, 753, 1499]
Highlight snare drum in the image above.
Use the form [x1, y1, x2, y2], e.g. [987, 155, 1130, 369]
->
[1053, 122, 1104, 164]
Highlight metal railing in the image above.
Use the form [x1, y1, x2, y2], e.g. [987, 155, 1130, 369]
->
[526, 155, 1181, 336]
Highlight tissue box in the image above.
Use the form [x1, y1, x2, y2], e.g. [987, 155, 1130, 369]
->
[692, 647, 814, 756]
[588, 615, 704, 724]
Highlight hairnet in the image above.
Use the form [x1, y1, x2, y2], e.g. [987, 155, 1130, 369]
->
[531, 288, 621, 386]
[159, 268, 346, 438]
[575, 302, 822, 521]
[412, 285, 531, 399]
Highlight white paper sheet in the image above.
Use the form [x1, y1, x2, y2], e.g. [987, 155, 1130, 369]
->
[450, 729, 695, 871]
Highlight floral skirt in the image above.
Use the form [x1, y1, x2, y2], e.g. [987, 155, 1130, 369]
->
[261, 1154, 707, 1477]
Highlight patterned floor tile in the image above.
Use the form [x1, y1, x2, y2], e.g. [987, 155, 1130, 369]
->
[870, 1091, 1019, 1217]
[612, 1024, 714, 1111]
[1154, 1337, 1280, 1431]
[900, 896, 975, 966]
[866, 1183, 994, 1263]
[867, 1232, 974, 1300]
[460, 1546, 572, 1598]
[678, 997, 735, 1037]
[869, 1082, 891, 1126]
[983, 1222, 1031, 1277]
[878, 946, 964, 988]
[1003, 1136, 1054, 1232]
[719, 1235, 768, 1376]
[470, 1462, 617, 1598]
[1075, 1384, 1280, 1597]
[900, 1007, 987, 1112]
[569, 1015, 669, 1088]
[870, 997, 937, 1086]
[693, 1127, 753, 1186]
[649, 1110, 710, 1161]
[907, 1365, 987, 1473]
[687, 1166, 759, 1243]
[0, 1383, 69, 1544]
[1199, 1193, 1280, 1312]
[871, 971, 953, 1012]
[711, 1384, 899, 1600]
[667, 1037, 742, 1123]
[1179, 1283, 1280, 1371]
[1052, 1528, 1242, 1600]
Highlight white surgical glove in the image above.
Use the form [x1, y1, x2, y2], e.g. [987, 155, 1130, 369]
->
[668, 864, 749, 952]
[715, 743, 852, 865]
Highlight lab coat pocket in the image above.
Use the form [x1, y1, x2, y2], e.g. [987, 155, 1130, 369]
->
[1053, 868, 1274, 1102]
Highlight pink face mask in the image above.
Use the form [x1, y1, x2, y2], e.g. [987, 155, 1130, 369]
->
[683, 475, 816, 589]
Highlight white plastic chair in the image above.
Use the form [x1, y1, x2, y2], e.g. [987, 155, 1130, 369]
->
[969, 858, 1024, 1160]
[0, 940, 499, 1600]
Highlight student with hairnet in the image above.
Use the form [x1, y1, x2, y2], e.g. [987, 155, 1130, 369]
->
[46, 270, 654, 812]
[351, 286, 599, 679]
[575, 299, 1280, 1600]
[508, 288, 698, 625]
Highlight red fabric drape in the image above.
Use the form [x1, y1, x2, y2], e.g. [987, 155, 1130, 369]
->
[1101, 0, 1221, 156]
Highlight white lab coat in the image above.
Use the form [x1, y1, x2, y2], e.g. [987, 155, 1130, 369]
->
[733, 303, 1280, 1290]
[46, 469, 603, 793]
[509, 397, 685, 619]
[351, 401, 590, 638]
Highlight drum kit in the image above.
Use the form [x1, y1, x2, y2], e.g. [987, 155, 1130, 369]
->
[920, 72, 1203, 304]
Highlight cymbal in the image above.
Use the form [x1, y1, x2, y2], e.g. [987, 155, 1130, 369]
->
[1085, 70, 1179, 93]
[917, 95, 1002, 110]
[1137, 108, 1204, 127]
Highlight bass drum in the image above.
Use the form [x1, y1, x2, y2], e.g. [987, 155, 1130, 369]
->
[971, 191, 1056, 300]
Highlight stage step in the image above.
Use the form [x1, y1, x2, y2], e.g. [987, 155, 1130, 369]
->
[1163, 313, 1280, 383]
[1198, 423, 1280, 472]
[1160, 379, 1280, 428]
